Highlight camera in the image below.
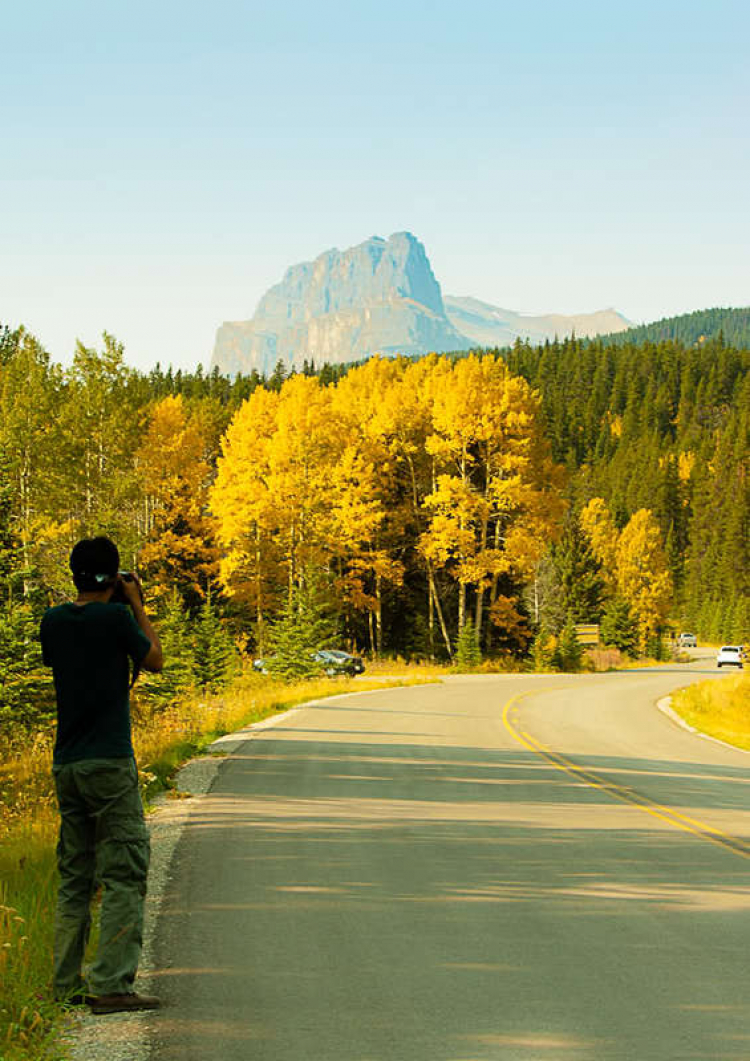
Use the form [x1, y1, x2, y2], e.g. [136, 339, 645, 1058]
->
[110, 571, 144, 607]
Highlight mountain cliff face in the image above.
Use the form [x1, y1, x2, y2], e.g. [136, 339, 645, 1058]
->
[212, 232, 471, 377]
[211, 233, 631, 376]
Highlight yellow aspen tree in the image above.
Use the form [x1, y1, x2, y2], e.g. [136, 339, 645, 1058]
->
[211, 376, 340, 649]
[0, 329, 69, 597]
[329, 358, 407, 654]
[371, 355, 454, 657]
[580, 497, 619, 584]
[136, 394, 219, 604]
[421, 354, 564, 647]
[615, 508, 673, 648]
[209, 386, 283, 646]
[62, 335, 141, 540]
[265, 375, 340, 594]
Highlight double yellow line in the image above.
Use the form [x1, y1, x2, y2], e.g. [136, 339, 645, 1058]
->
[502, 692, 750, 862]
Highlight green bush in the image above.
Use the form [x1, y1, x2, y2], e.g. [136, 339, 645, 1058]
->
[265, 579, 338, 681]
[455, 619, 482, 672]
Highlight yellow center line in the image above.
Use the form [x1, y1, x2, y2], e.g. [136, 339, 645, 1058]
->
[502, 692, 750, 861]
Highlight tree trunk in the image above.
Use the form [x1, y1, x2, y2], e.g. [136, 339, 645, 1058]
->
[19, 461, 31, 598]
[474, 585, 484, 647]
[428, 561, 453, 659]
[474, 508, 489, 647]
[428, 578, 435, 661]
[375, 571, 383, 657]
[485, 519, 502, 654]
[458, 448, 467, 634]
[256, 526, 264, 653]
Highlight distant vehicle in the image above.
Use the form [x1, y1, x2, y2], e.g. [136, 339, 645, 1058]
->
[678, 633, 697, 648]
[314, 649, 366, 677]
[252, 650, 365, 678]
[716, 645, 744, 669]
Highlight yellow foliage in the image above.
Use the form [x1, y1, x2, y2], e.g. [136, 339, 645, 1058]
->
[210, 352, 567, 646]
[615, 508, 672, 646]
[420, 355, 564, 611]
[580, 497, 619, 577]
[608, 413, 623, 439]
[136, 395, 219, 599]
[678, 450, 696, 482]
[488, 594, 532, 650]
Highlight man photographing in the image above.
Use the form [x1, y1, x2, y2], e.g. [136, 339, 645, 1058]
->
[40, 536, 164, 1014]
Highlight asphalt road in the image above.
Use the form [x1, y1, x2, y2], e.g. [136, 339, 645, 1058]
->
[150, 656, 750, 1061]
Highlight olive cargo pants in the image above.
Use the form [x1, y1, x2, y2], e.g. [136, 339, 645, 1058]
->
[52, 757, 150, 998]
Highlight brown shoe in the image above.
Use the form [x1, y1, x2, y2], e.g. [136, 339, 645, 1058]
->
[89, 992, 161, 1014]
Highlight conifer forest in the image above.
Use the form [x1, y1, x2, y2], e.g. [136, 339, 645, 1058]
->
[1, 322, 748, 739]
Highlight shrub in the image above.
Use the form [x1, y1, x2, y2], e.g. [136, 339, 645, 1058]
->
[455, 619, 482, 671]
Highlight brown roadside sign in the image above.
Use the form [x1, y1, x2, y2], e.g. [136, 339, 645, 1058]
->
[575, 624, 600, 646]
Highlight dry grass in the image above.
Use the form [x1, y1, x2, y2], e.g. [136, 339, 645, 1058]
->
[365, 655, 527, 677]
[361, 657, 452, 677]
[671, 671, 750, 750]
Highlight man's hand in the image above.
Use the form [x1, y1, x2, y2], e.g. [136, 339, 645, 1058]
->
[118, 573, 145, 609]
[119, 574, 163, 673]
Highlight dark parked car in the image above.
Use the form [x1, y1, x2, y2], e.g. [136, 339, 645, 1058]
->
[314, 649, 366, 677]
[252, 650, 365, 678]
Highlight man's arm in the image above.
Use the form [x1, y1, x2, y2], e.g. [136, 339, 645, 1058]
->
[122, 576, 164, 673]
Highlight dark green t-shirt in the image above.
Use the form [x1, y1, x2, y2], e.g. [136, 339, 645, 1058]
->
[40, 602, 151, 764]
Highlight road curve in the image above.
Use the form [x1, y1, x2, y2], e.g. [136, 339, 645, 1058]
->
[149, 662, 750, 1061]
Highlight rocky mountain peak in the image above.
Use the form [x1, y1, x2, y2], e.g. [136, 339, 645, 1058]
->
[210, 234, 630, 377]
[211, 232, 468, 377]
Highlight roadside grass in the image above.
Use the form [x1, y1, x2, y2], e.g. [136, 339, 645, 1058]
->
[0, 665, 433, 1061]
[0, 823, 64, 1061]
[583, 646, 692, 671]
[362, 657, 452, 677]
[671, 671, 750, 750]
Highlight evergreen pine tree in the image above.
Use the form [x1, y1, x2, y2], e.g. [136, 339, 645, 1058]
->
[455, 618, 482, 671]
[0, 447, 17, 605]
[269, 359, 287, 391]
[265, 578, 338, 681]
[551, 520, 606, 623]
[0, 602, 54, 733]
[142, 590, 197, 706]
[193, 592, 237, 691]
[531, 622, 557, 672]
[730, 595, 750, 644]
[600, 597, 638, 657]
[555, 614, 584, 672]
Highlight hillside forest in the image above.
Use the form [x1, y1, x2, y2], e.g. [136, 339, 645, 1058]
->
[600, 305, 750, 350]
[1, 323, 748, 738]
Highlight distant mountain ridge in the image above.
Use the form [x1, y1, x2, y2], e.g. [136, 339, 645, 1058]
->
[444, 296, 630, 349]
[597, 306, 750, 349]
[210, 232, 631, 376]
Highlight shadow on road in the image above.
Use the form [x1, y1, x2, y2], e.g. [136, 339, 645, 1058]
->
[151, 735, 750, 1061]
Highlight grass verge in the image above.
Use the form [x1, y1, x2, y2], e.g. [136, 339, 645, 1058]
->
[0, 667, 435, 1061]
[670, 671, 750, 750]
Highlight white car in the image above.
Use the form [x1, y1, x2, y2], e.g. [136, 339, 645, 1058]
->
[678, 632, 697, 648]
[716, 645, 744, 669]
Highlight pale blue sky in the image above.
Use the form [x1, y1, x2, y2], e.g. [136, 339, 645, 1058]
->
[2, 0, 748, 371]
